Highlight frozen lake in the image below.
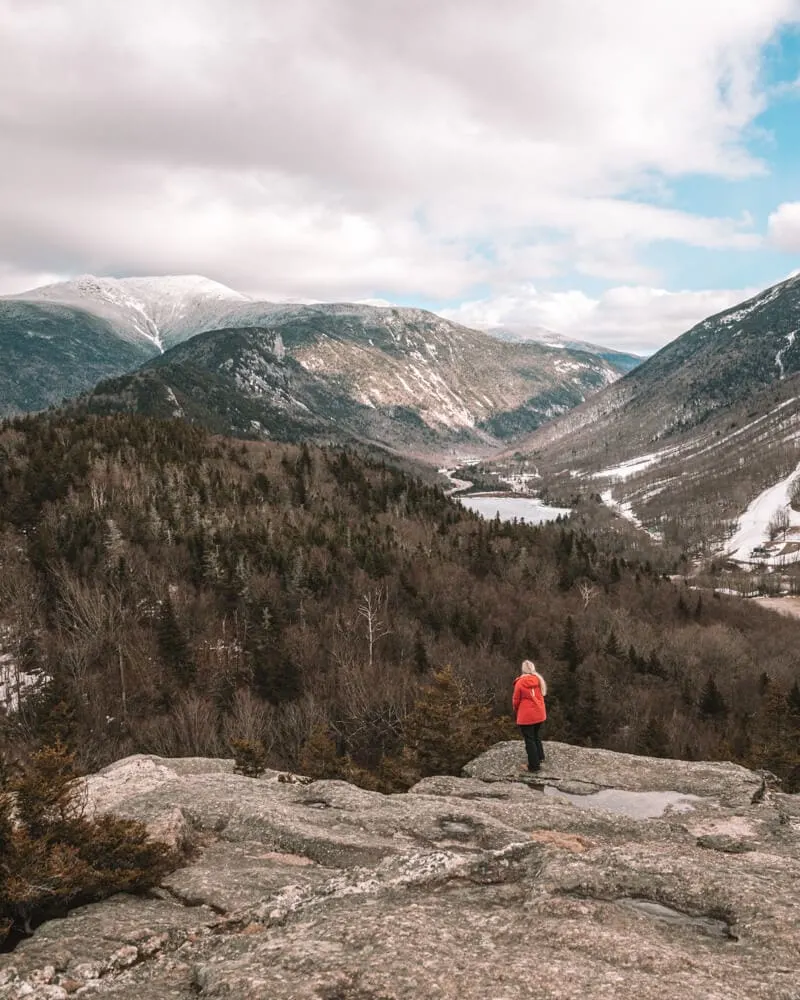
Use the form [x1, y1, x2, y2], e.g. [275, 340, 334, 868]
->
[458, 494, 571, 524]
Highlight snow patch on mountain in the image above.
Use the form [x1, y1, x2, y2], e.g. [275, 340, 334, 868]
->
[718, 283, 784, 326]
[600, 488, 659, 539]
[726, 463, 800, 565]
[591, 449, 674, 481]
[775, 330, 796, 380]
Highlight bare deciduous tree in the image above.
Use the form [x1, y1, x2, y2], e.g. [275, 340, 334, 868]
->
[768, 507, 790, 542]
[358, 588, 391, 668]
[576, 579, 598, 608]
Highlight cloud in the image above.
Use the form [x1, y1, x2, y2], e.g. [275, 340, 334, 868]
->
[442, 284, 759, 355]
[0, 0, 797, 306]
[768, 202, 800, 251]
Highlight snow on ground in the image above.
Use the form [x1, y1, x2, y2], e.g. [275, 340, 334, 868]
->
[726, 461, 800, 565]
[752, 596, 800, 619]
[718, 283, 783, 326]
[0, 652, 44, 713]
[775, 330, 796, 380]
[591, 450, 671, 481]
[600, 489, 662, 540]
[499, 471, 540, 492]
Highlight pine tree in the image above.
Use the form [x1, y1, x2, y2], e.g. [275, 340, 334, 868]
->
[637, 716, 670, 758]
[401, 666, 504, 778]
[572, 670, 602, 745]
[788, 679, 800, 717]
[699, 674, 727, 721]
[156, 597, 195, 684]
[412, 634, 430, 675]
[604, 629, 621, 658]
[561, 615, 581, 671]
[1, 743, 176, 940]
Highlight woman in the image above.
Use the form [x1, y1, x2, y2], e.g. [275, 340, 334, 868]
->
[512, 660, 547, 772]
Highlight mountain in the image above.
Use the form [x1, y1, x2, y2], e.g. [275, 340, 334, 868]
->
[511, 273, 800, 555]
[487, 324, 642, 373]
[9, 274, 254, 352]
[79, 301, 626, 455]
[1, 275, 637, 432]
[0, 299, 154, 416]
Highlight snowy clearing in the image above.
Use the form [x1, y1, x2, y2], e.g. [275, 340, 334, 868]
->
[726, 461, 800, 565]
[591, 450, 672, 481]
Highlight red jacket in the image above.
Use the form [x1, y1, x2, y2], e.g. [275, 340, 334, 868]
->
[512, 673, 547, 725]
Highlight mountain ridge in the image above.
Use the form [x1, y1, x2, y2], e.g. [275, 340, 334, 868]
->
[1, 275, 636, 437]
[81, 309, 624, 455]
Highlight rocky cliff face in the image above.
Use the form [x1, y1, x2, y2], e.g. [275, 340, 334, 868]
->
[2, 742, 798, 999]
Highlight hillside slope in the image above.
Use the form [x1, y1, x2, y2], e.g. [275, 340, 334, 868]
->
[488, 324, 641, 373]
[512, 274, 800, 553]
[80, 304, 624, 455]
[0, 300, 154, 417]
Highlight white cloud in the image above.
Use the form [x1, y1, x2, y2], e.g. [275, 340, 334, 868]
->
[442, 284, 759, 355]
[768, 202, 800, 252]
[0, 0, 797, 302]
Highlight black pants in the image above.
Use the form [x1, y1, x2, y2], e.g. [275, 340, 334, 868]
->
[519, 723, 544, 770]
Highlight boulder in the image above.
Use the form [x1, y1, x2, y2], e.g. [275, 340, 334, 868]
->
[1, 742, 798, 999]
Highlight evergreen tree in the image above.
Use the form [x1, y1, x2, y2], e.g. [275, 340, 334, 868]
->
[604, 629, 621, 658]
[788, 679, 800, 717]
[637, 716, 670, 758]
[572, 670, 602, 745]
[561, 615, 581, 671]
[156, 597, 195, 684]
[412, 634, 430, 675]
[401, 666, 503, 778]
[699, 674, 727, 721]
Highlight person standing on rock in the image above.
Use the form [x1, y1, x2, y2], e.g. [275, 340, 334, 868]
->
[513, 660, 547, 772]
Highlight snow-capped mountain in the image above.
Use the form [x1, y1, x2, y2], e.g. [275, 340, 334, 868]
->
[11, 274, 254, 352]
[1, 275, 633, 442]
[487, 325, 641, 373]
[513, 273, 800, 555]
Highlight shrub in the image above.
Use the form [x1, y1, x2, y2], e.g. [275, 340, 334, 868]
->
[230, 738, 268, 778]
[0, 742, 177, 941]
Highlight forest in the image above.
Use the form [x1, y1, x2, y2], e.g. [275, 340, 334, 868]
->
[0, 412, 798, 793]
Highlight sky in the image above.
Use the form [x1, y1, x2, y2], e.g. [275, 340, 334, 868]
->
[1, 0, 799, 355]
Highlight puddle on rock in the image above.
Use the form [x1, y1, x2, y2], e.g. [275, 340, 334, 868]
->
[618, 898, 732, 938]
[543, 785, 702, 819]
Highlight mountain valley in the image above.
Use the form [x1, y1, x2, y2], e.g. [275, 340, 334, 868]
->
[503, 274, 800, 561]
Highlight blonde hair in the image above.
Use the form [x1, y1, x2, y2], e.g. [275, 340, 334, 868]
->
[520, 660, 547, 696]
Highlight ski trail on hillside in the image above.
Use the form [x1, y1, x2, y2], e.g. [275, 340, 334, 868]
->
[775, 330, 796, 380]
[726, 461, 800, 563]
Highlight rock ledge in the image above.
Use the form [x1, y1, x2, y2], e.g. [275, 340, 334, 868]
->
[1, 741, 798, 999]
